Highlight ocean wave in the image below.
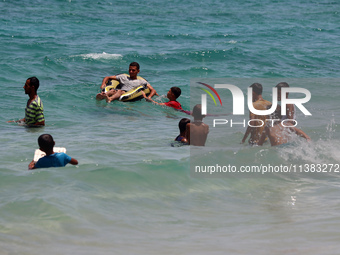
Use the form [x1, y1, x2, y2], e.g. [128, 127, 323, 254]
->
[73, 52, 123, 60]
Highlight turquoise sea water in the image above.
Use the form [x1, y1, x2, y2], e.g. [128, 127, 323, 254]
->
[1, 0, 340, 254]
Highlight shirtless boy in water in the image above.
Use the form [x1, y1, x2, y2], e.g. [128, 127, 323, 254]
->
[276, 82, 295, 124]
[241, 83, 271, 145]
[258, 105, 311, 146]
[186, 104, 209, 146]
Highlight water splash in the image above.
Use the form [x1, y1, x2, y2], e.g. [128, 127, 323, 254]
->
[278, 118, 340, 163]
[73, 52, 123, 60]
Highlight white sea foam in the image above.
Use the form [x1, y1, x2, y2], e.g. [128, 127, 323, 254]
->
[75, 52, 123, 60]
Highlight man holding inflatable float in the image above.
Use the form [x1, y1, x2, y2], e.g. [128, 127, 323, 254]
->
[96, 62, 158, 102]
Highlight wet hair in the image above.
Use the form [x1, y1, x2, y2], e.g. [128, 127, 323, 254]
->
[38, 134, 54, 151]
[276, 82, 289, 99]
[276, 82, 289, 89]
[178, 118, 190, 133]
[171, 87, 181, 99]
[28, 77, 40, 92]
[250, 83, 262, 95]
[129, 62, 140, 70]
[192, 104, 204, 119]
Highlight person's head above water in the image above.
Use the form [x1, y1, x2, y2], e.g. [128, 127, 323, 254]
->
[24, 77, 40, 95]
[178, 118, 190, 134]
[192, 104, 205, 120]
[250, 82, 263, 95]
[128, 62, 140, 79]
[169, 87, 181, 100]
[38, 134, 55, 152]
[276, 82, 289, 101]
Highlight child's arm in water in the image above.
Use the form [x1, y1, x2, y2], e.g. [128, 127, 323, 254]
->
[290, 126, 311, 141]
[28, 160, 36, 170]
[141, 91, 166, 106]
[69, 158, 78, 165]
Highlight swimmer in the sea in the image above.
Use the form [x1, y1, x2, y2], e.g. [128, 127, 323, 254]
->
[7, 77, 45, 126]
[142, 86, 183, 111]
[276, 82, 295, 125]
[186, 104, 209, 146]
[174, 118, 190, 144]
[241, 83, 271, 145]
[29, 134, 78, 169]
[96, 62, 157, 102]
[258, 105, 311, 146]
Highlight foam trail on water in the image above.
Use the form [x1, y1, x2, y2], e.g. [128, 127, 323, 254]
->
[73, 52, 123, 60]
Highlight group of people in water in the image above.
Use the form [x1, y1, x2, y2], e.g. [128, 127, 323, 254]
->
[241, 82, 311, 146]
[94, 61, 209, 146]
[6, 76, 78, 169]
[173, 81, 311, 148]
[7, 61, 310, 169]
